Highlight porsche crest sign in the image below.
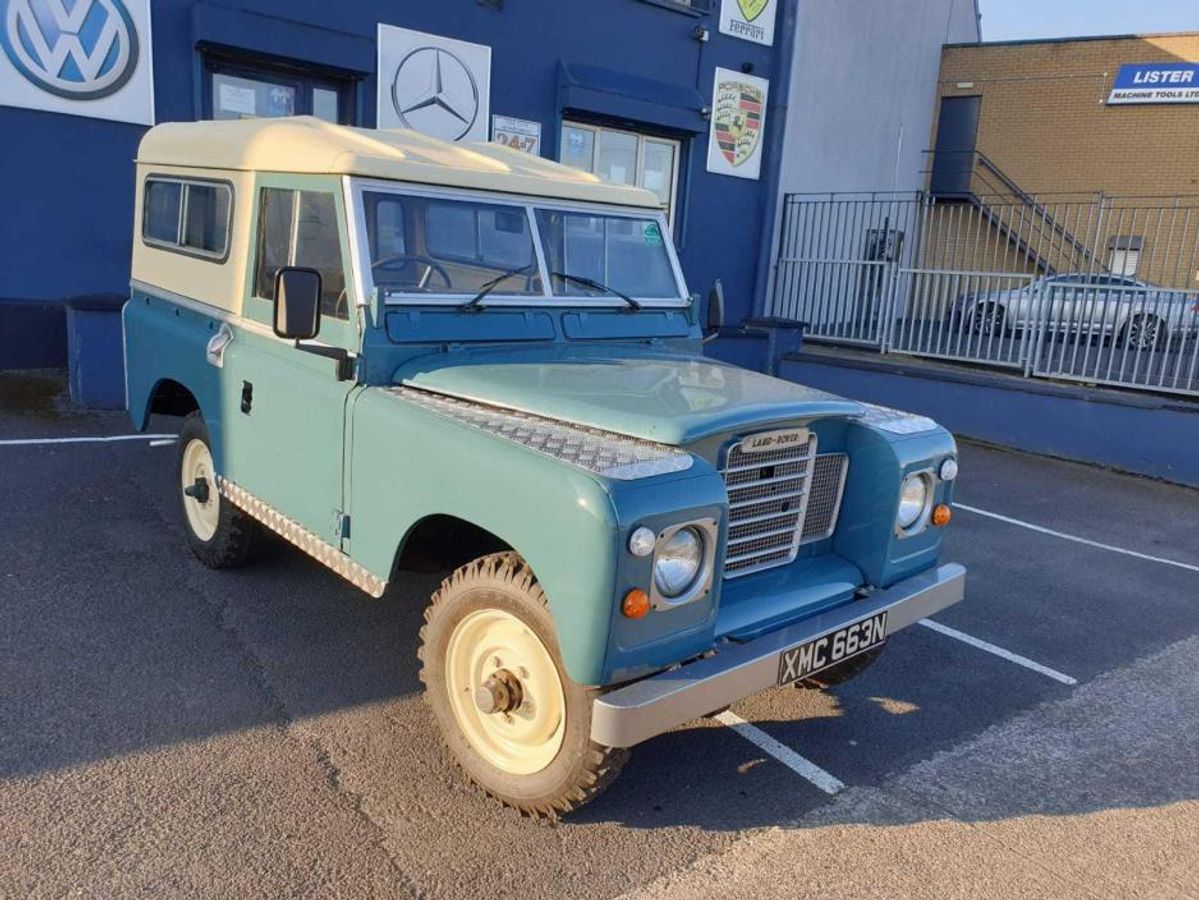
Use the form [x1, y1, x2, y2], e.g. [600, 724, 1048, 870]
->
[706, 67, 769, 180]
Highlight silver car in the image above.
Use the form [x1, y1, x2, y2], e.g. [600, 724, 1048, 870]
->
[954, 273, 1199, 349]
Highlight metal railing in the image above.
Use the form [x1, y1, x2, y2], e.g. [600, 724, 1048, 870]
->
[769, 191, 1199, 398]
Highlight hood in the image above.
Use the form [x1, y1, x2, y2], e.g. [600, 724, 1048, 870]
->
[395, 349, 864, 446]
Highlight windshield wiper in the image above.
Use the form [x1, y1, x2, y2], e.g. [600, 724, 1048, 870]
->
[459, 263, 538, 312]
[550, 271, 643, 311]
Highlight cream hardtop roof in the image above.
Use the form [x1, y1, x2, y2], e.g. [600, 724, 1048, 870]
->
[137, 116, 662, 209]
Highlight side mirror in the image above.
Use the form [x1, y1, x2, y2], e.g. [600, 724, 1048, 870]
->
[273, 267, 322, 341]
[704, 278, 725, 342]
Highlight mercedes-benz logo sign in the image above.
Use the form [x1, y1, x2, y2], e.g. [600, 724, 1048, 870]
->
[390, 46, 480, 141]
[1, 0, 139, 100]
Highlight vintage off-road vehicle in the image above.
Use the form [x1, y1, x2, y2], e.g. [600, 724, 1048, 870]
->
[125, 117, 965, 817]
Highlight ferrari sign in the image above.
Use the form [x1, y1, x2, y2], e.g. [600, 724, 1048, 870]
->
[719, 0, 778, 46]
[706, 68, 769, 180]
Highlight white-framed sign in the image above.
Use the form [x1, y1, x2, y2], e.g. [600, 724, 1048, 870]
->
[0, 0, 155, 125]
[1107, 63, 1199, 105]
[719, 0, 778, 47]
[706, 67, 769, 180]
[377, 23, 491, 142]
[491, 114, 541, 155]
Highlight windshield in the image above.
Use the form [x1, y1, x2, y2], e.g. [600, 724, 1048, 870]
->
[360, 189, 683, 303]
[534, 209, 681, 300]
[362, 191, 543, 297]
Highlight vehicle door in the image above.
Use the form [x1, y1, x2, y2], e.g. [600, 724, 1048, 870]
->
[218, 176, 359, 548]
[1044, 276, 1083, 331]
[1086, 275, 1123, 337]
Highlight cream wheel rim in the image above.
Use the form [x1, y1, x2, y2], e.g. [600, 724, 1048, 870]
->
[181, 438, 219, 542]
[445, 607, 566, 776]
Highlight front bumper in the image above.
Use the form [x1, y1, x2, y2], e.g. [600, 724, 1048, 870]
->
[590, 562, 966, 748]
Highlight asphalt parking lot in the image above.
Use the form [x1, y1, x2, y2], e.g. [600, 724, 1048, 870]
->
[2, 396, 1198, 899]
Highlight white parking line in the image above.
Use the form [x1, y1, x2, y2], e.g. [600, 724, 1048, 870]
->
[955, 503, 1199, 575]
[714, 710, 846, 795]
[918, 618, 1078, 685]
[0, 433, 175, 447]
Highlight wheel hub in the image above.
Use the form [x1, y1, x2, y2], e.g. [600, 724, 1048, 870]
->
[474, 668, 524, 715]
[181, 438, 220, 542]
[183, 477, 210, 503]
[444, 608, 566, 776]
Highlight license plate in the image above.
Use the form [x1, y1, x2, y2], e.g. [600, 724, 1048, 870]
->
[777, 611, 888, 686]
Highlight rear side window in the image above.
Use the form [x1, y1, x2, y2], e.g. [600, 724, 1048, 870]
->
[142, 177, 232, 260]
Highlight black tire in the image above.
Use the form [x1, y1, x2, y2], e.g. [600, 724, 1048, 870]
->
[970, 302, 1006, 336]
[177, 412, 263, 569]
[1120, 314, 1166, 351]
[795, 646, 885, 690]
[418, 552, 627, 819]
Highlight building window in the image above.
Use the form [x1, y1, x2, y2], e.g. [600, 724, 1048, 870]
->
[637, 0, 712, 15]
[560, 121, 681, 227]
[1108, 235, 1143, 277]
[142, 177, 232, 261]
[203, 53, 356, 124]
[254, 188, 349, 320]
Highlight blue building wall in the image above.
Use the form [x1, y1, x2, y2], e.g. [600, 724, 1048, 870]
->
[0, 0, 787, 382]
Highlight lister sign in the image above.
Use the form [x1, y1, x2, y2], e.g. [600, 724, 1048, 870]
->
[1108, 63, 1199, 105]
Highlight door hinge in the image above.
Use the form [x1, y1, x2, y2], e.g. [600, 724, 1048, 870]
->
[333, 511, 350, 540]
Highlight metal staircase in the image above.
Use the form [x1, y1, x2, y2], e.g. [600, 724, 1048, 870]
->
[927, 150, 1100, 275]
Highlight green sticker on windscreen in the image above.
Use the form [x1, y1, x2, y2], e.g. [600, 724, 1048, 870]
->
[644, 222, 663, 246]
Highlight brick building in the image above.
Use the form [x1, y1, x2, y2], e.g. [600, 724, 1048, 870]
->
[933, 32, 1199, 198]
[923, 33, 1199, 288]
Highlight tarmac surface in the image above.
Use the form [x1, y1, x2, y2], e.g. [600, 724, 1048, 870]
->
[2, 390, 1197, 899]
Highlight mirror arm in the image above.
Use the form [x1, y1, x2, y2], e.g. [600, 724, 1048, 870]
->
[292, 341, 354, 381]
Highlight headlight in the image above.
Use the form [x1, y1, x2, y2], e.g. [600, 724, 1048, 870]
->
[654, 526, 704, 598]
[897, 474, 930, 531]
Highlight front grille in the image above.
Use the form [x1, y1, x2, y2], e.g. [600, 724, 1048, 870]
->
[721, 440, 849, 578]
[721, 434, 817, 577]
[800, 453, 848, 543]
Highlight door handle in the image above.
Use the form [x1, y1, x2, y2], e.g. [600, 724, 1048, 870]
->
[206, 323, 233, 367]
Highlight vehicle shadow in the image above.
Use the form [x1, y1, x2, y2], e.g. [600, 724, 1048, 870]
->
[4, 431, 1197, 852]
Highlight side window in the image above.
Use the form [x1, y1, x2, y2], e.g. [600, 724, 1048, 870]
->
[144, 180, 182, 243]
[254, 187, 294, 300]
[182, 183, 231, 255]
[253, 188, 348, 321]
[295, 192, 346, 319]
[143, 177, 231, 260]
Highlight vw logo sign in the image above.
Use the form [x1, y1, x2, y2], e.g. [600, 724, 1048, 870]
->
[391, 46, 479, 141]
[1, 0, 139, 100]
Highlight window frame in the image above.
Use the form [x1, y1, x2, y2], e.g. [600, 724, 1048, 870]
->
[348, 178, 690, 309]
[251, 187, 351, 320]
[358, 187, 552, 303]
[559, 120, 682, 229]
[141, 175, 234, 263]
[201, 49, 357, 125]
[246, 174, 359, 350]
[636, 0, 712, 16]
